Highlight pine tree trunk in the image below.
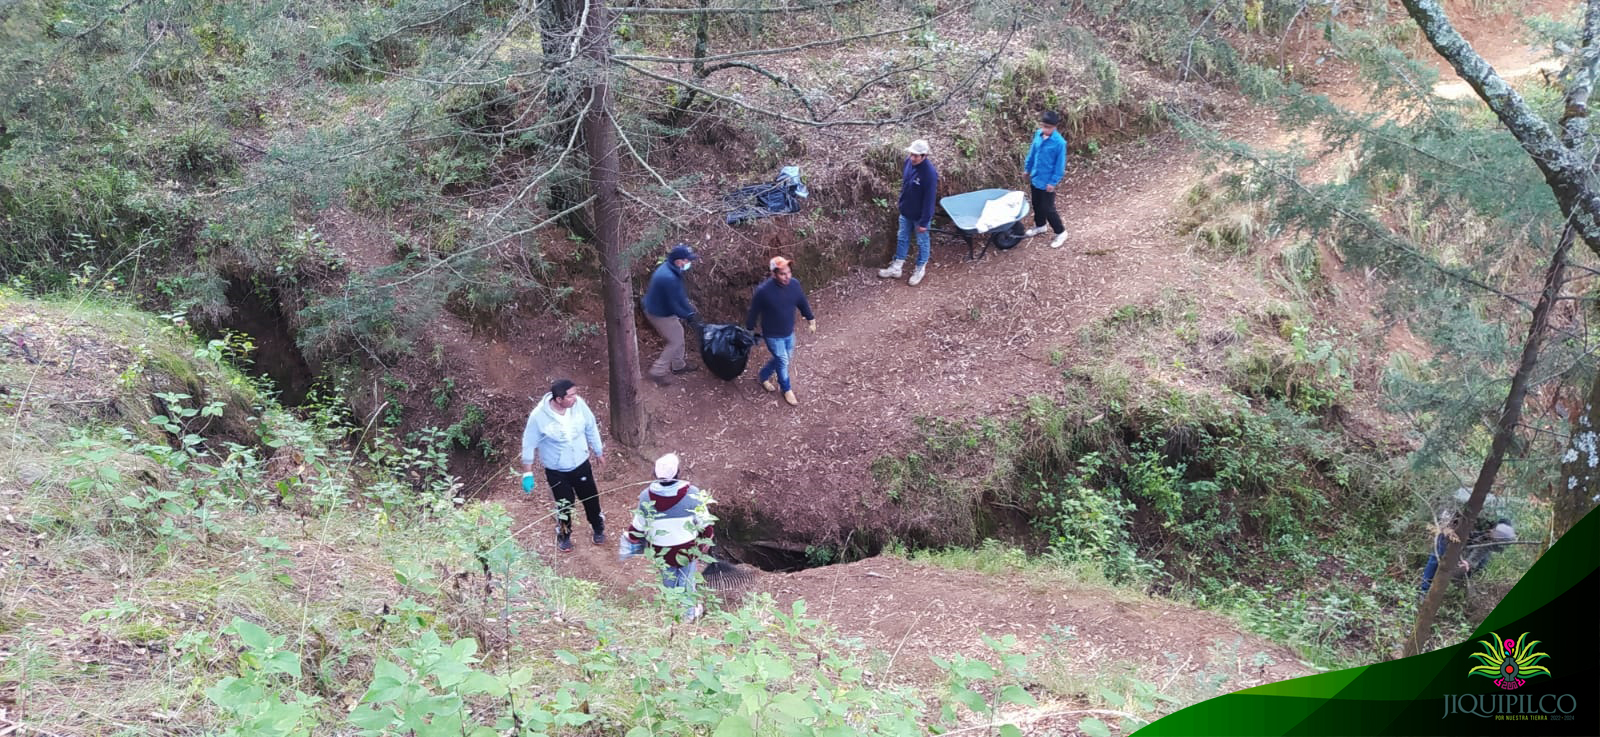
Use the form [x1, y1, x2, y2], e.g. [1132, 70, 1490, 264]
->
[580, 0, 646, 447]
[1555, 370, 1600, 537]
[540, 0, 594, 240]
[1403, 226, 1574, 657]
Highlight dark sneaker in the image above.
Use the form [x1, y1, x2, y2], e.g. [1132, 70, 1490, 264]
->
[556, 534, 574, 553]
[592, 528, 606, 545]
[670, 364, 700, 375]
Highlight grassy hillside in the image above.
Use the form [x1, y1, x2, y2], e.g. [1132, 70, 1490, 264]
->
[0, 290, 1261, 735]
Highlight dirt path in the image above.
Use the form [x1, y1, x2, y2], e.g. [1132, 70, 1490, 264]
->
[488, 126, 1307, 688]
[598, 132, 1271, 543]
[409, 0, 1563, 702]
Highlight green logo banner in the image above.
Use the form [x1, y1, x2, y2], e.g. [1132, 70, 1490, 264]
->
[1135, 509, 1599, 736]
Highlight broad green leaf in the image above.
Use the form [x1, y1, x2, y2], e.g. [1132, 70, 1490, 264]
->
[1098, 687, 1126, 708]
[263, 650, 302, 679]
[999, 725, 1024, 737]
[458, 670, 506, 697]
[999, 684, 1037, 707]
[1079, 717, 1112, 737]
[372, 659, 407, 683]
[347, 705, 399, 730]
[771, 692, 817, 721]
[714, 713, 755, 737]
[954, 659, 997, 680]
[204, 676, 261, 709]
[229, 618, 272, 652]
[951, 685, 988, 715]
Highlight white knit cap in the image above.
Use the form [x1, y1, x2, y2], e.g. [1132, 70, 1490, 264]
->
[654, 453, 680, 480]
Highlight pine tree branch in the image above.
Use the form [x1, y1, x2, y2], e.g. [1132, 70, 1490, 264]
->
[830, 56, 945, 113]
[1399, 0, 1600, 260]
[485, 97, 594, 229]
[1278, 0, 1310, 76]
[614, 0, 857, 15]
[389, 195, 597, 290]
[611, 114, 708, 214]
[71, 0, 149, 39]
[618, 185, 696, 228]
[1180, 0, 1225, 82]
[1559, 0, 1600, 149]
[697, 60, 820, 121]
[613, 11, 949, 65]
[618, 56, 949, 127]
[613, 16, 1015, 127]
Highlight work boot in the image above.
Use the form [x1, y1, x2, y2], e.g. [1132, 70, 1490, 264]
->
[649, 373, 672, 386]
[671, 364, 699, 375]
[1050, 231, 1069, 249]
[878, 259, 904, 278]
[1024, 225, 1049, 237]
[908, 265, 926, 286]
[592, 526, 606, 546]
[761, 377, 778, 392]
[556, 533, 574, 553]
[783, 390, 799, 406]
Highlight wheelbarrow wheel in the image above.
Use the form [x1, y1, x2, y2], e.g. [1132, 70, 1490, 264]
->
[991, 221, 1027, 251]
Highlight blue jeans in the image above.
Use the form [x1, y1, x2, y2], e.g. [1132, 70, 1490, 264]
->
[758, 334, 795, 392]
[895, 215, 931, 267]
[662, 559, 699, 593]
[662, 559, 700, 618]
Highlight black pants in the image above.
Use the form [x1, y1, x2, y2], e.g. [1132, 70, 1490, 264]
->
[545, 461, 604, 536]
[1030, 185, 1064, 234]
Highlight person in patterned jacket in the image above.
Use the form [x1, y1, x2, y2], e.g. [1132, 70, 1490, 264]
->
[619, 453, 716, 620]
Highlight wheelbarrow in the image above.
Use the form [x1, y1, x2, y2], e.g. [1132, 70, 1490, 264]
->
[928, 188, 1032, 261]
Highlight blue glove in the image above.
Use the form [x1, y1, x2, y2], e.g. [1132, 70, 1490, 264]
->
[521, 472, 535, 493]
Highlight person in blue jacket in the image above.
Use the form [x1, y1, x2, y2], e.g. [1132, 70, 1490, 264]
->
[746, 256, 815, 406]
[878, 139, 939, 287]
[640, 242, 701, 386]
[1023, 110, 1069, 249]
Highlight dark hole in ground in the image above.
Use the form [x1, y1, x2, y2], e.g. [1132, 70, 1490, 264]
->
[713, 506, 882, 572]
[206, 279, 316, 405]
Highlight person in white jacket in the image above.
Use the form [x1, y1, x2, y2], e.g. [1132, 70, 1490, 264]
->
[520, 379, 605, 552]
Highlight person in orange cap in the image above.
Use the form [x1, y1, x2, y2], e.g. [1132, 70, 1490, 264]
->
[744, 256, 815, 406]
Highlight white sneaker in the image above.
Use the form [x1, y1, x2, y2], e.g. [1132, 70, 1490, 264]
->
[1024, 226, 1048, 237]
[1049, 231, 1069, 249]
[908, 266, 926, 286]
[877, 259, 904, 278]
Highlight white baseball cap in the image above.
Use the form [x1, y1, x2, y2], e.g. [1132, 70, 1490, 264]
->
[654, 453, 681, 480]
[904, 139, 931, 155]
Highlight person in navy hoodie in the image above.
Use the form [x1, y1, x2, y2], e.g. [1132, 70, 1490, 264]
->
[878, 138, 939, 287]
[745, 256, 815, 406]
[1023, 110, 1070, 249]
[640, 242, 701, 386]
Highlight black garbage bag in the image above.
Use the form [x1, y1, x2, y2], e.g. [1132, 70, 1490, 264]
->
[700, 323, 759, 381]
